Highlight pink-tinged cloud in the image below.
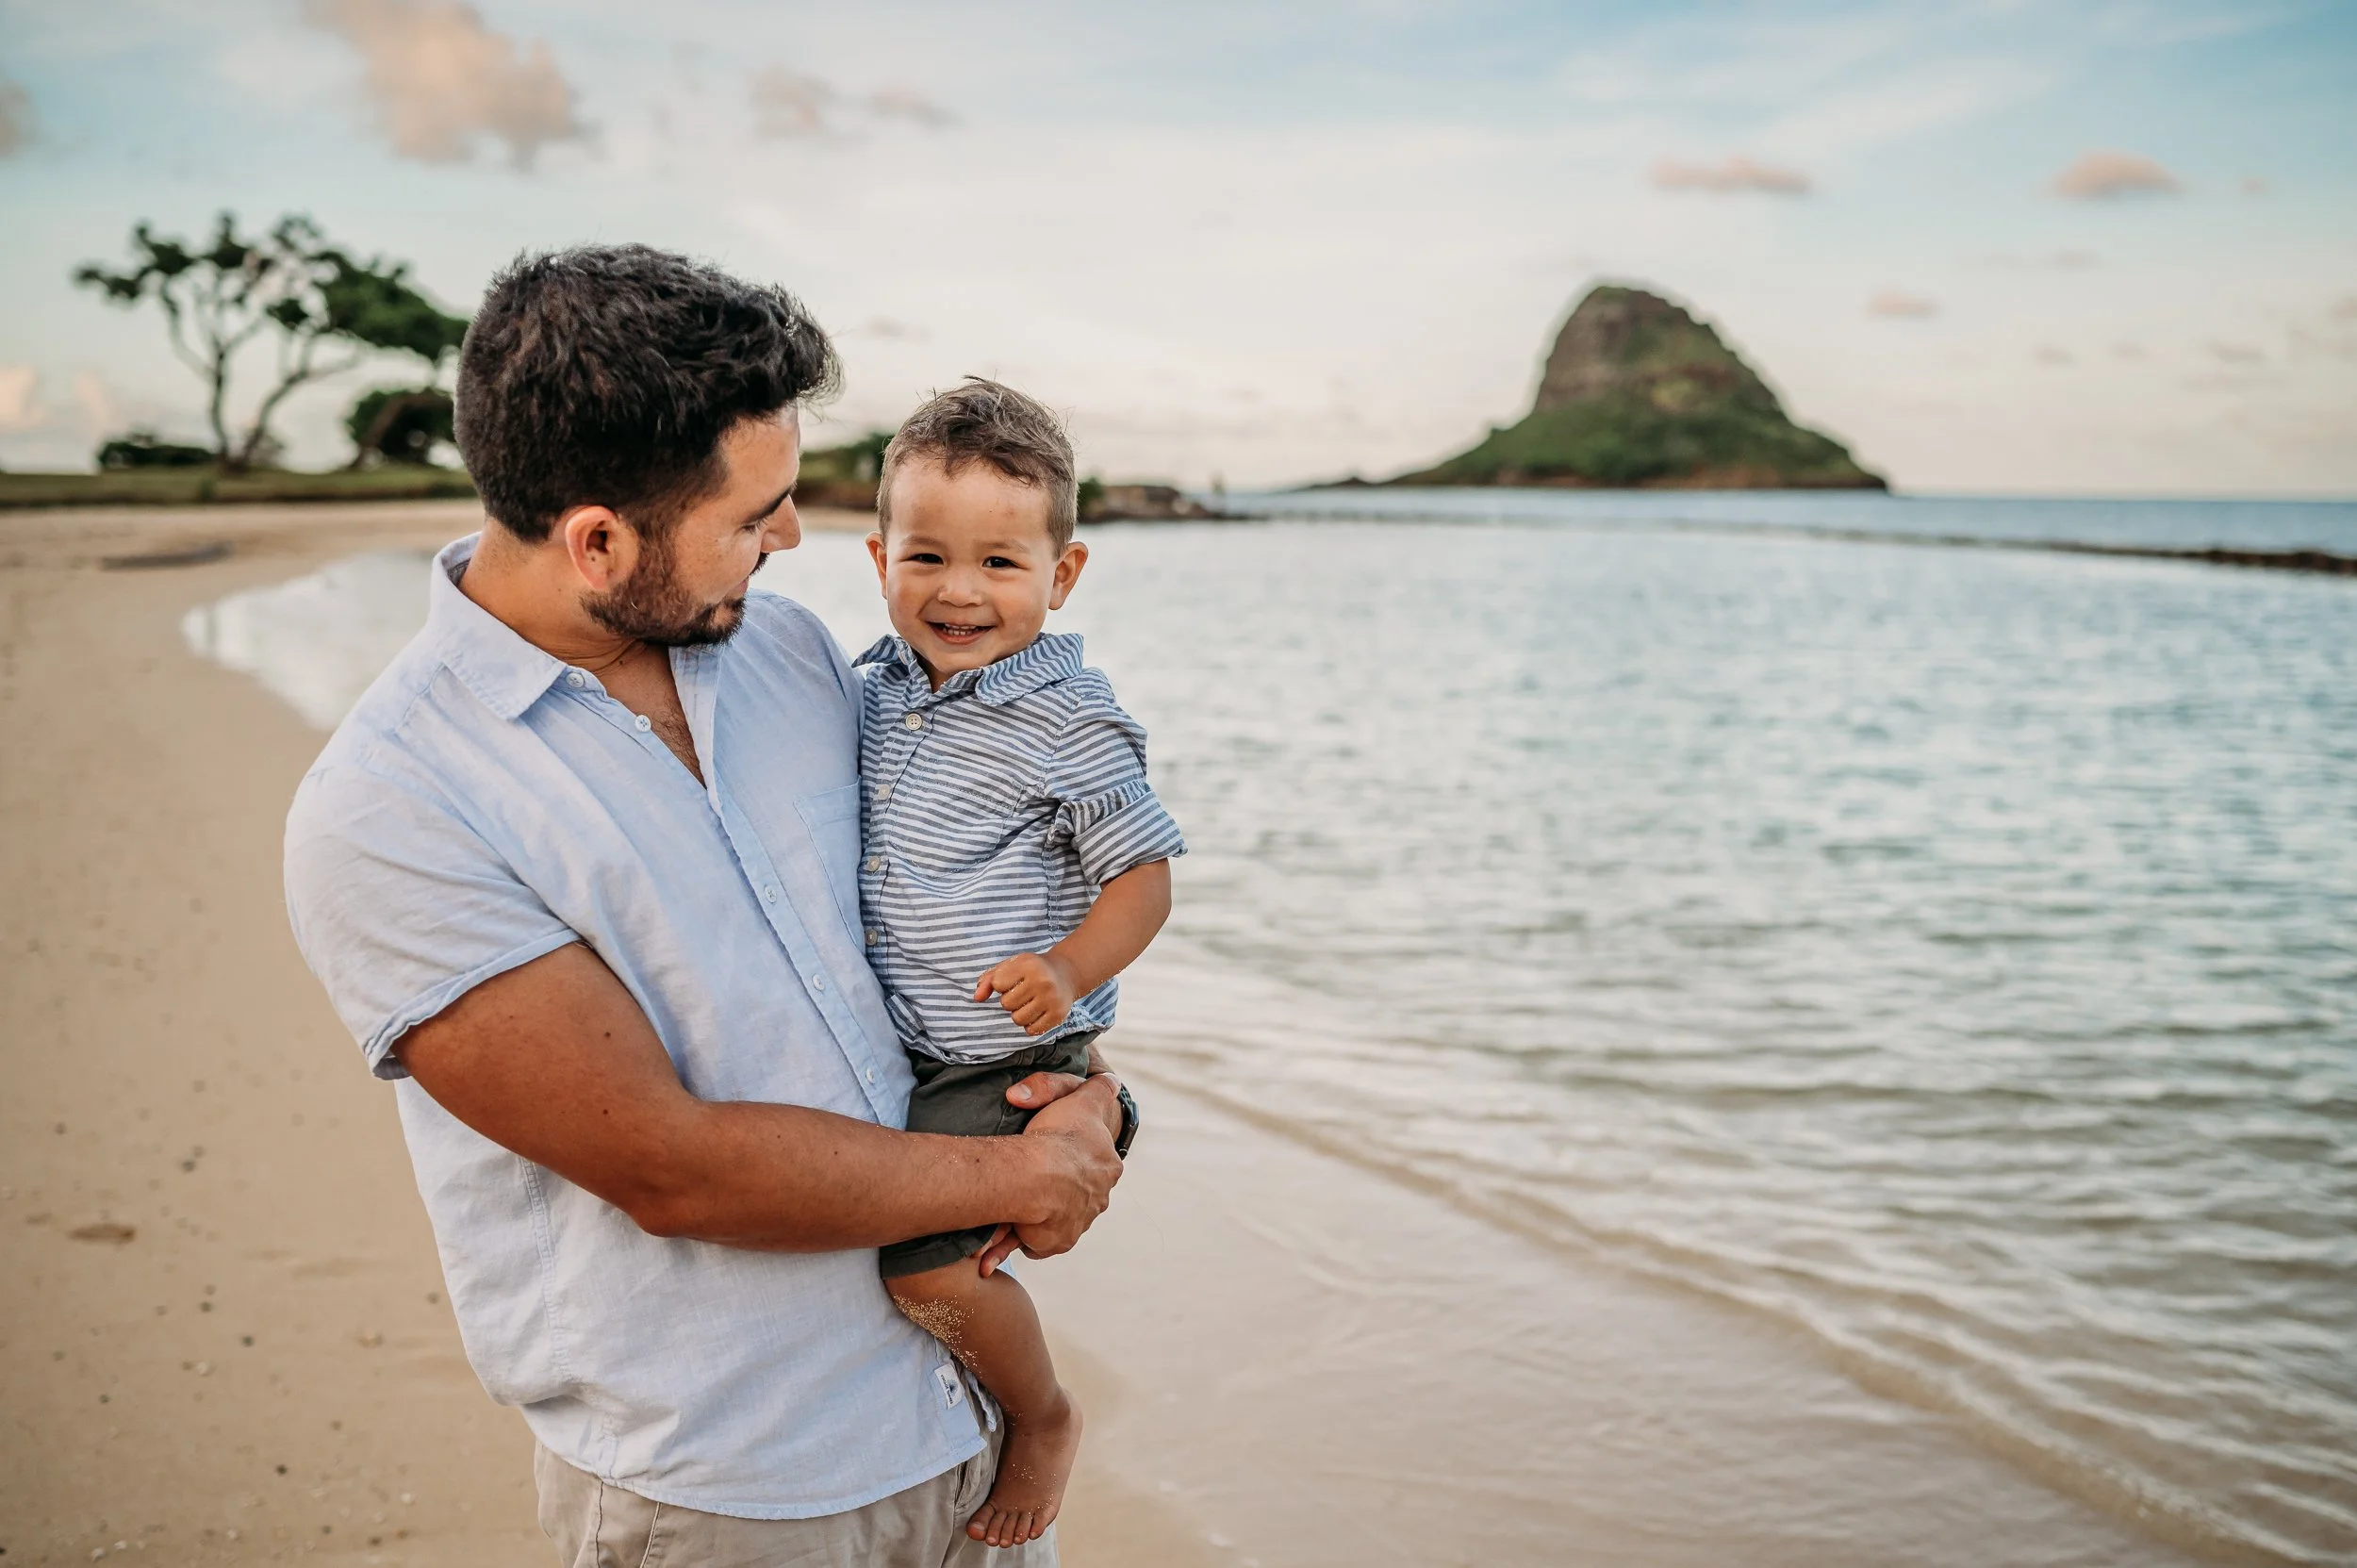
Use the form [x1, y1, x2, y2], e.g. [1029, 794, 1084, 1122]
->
[2050, 151, 2181, 200]
[868, 87, 954, 128]
[306, 0, 584, 169]
[1650, 156, 1810, 195]
[1868, 290, 1937, 319]
[0, 78, 30, 157]
[750, 68, 834, 138]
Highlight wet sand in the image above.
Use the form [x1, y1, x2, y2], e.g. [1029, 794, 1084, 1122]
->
[1, 503, 2201, 1565]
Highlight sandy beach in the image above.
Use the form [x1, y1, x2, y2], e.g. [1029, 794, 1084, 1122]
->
[1, 502, 2214, 1567]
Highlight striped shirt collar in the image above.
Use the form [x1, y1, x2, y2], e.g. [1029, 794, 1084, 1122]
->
[853, 630, 1087, 706]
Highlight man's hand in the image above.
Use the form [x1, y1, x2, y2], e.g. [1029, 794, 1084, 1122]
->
[974, 951, 1080, 1036]
[979, 1046, 1126, 1275]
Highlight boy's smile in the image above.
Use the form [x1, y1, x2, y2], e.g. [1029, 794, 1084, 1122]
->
[867, 455, 1088, 686]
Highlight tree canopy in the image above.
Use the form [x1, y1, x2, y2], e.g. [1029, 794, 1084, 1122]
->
[74, 213, 470, 470]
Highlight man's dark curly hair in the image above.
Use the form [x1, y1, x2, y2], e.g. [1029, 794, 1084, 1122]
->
[455, 245, 838, 542]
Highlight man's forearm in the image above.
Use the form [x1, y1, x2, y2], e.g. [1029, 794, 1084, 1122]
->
[627, 1098, 1081, 1251]
[393, 941, 1124, 1257]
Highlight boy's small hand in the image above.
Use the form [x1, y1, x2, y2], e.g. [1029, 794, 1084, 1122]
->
[972, 951, 1077, 1035]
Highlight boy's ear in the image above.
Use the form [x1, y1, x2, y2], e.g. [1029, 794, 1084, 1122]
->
[865, 530, 889, 591]
[1047, 540, 1089, 611]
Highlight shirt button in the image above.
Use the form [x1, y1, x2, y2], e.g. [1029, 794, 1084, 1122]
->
[865, 856, 883, 873]
[810, 974, 827, 993]
[873, 784, 892, 801]
[865, 1069, 877, 1085]
[634, 714, 652, 732]
[902, 713, 924, 731]
[865, 928, 878, 946]
[764, 886, 779, 902]
[566, 670, 586, 688]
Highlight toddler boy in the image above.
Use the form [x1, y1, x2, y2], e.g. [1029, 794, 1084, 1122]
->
[855, 379, 1183, 1549]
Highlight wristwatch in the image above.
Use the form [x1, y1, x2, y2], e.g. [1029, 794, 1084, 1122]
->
[1112, 1080, 1140, 1160]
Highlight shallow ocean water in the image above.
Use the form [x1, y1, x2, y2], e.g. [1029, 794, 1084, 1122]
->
[199, 497, 2357, 1563]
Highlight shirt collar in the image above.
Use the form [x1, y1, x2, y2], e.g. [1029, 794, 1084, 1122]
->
[426, 534, 573, 722]
[853, 630, 1085, 706]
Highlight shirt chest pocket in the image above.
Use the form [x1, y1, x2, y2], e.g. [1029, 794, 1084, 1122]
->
[794, 783, 865, 938]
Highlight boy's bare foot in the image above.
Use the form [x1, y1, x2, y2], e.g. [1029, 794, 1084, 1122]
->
[967, 1387, 1082, 1548]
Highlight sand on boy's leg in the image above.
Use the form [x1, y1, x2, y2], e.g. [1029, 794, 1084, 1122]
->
[891, 1251, 1084, 1548]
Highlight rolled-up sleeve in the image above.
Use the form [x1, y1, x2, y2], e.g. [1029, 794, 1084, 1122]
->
[285, 763, 578, 1079]
[1047, 676, 1187, 889]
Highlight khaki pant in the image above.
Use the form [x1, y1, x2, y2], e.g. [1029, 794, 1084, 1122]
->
[534, 1425, 1057, 1568]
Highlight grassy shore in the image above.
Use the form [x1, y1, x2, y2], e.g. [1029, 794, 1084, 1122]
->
[0, 467, 479, 510]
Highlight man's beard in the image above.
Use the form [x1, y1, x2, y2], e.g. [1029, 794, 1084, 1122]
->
[584, 532, 748, 647]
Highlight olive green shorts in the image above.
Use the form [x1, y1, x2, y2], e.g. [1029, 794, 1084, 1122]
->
[878, 1032, 1097, 1280]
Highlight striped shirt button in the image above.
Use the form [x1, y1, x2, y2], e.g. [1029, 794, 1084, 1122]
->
[874, 784, 892, 801]
[865, 856, 883, 873]
[865, 929, 879, 946]
[902, 713, 925, 730]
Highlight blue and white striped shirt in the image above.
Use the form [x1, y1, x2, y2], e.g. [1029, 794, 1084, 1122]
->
[854, 632, 1186, 1065]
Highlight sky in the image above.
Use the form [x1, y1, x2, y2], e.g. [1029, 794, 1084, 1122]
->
[1, 0, 2352, 495]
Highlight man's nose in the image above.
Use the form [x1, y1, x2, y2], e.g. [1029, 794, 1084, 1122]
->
[763, 499, 801, 553]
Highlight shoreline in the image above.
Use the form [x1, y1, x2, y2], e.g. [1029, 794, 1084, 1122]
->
[2, 503, 2218, 1565]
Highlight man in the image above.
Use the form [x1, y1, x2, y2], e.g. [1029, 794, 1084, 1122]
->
[283, 245, 1130, 1565]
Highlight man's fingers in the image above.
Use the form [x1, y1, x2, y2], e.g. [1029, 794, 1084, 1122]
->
[1006, 1069, 1086, 1109]
[976, 1224, 1018, 1276]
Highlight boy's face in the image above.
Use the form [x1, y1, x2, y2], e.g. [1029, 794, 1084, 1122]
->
[866, 455, 1088, 685]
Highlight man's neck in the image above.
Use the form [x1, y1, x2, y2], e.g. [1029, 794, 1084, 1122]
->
[460, 524, 642, 675]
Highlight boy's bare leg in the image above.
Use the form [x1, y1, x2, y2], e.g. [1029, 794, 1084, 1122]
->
[888, 1258, 1082, 1548]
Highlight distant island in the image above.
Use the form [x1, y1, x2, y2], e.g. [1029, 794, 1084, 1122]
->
[1374, 284, 1885, 491]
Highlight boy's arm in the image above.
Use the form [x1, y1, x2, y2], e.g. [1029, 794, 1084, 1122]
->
[975, 858, 1173, 1034]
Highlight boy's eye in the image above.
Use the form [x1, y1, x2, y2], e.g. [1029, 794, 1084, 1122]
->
[907, 551, 945, 565]
[983, 555, 1019, 569]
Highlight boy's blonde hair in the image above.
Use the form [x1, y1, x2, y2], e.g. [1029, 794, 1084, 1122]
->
[877, 378, 1078, 549]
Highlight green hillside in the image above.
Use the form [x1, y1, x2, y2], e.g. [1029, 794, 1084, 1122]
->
[1395, 285, 1884, 490]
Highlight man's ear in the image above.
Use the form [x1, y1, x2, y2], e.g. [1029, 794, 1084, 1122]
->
[1047, 540, 1089, 611]
[865, 530, 889, 593]
[558, 504, 633, 592]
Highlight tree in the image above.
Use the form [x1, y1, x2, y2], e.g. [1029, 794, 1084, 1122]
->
[345, 386, 455, 467]
[74, 213, 469, 471]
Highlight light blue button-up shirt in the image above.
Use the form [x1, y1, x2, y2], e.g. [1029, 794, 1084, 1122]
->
[283, 536, 986, 1518]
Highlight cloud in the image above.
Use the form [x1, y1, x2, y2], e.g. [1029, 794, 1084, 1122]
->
[2205, 341, 2265, 366]
[2050, 150, 2182, 199]
[2036, 345, 2075, 366]
[2240, 175, 2269, 196]
[1649, 156, 1810, 195]
[868, 87, 954, 128]
[750, 68, 834, 138]
[1868, 290, 1937, 319]
[0, 367, 43, 431]
[748, 68, 953, 138]
[305, 0, 585, 168]
[0, 78, 30, 157]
